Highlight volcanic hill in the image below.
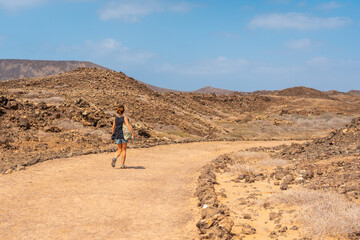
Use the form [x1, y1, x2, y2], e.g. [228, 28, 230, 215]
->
[1, 67, 360, 173]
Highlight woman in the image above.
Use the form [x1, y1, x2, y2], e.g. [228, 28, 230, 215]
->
[111, 105, 135, 169]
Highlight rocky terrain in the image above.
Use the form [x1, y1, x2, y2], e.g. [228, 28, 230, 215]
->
[1, 67, 360, 174]
[1, 64, 360, 239]
[195, 117, 360, 239]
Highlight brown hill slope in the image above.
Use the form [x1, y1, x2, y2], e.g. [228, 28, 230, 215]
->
[1, 68, 360, 173]
[348, 90, 360, 96]
[277, 86, 333, 99]
[276, 117, 360, 161]
[0, 59, 108, 81]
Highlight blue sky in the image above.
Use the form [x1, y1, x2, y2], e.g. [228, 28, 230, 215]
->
[0, 0, 359, 91]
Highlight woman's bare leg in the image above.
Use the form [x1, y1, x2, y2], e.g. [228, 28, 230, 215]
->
[115, 144, 122, 159]
[121, 143, 127, 165]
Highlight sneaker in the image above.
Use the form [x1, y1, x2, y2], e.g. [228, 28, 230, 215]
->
[111, 158, 117, 167]
[120, 164, 126, 169]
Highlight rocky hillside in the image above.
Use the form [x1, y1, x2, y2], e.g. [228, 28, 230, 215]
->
[251, 117, 360, 203]
[0, 59, 107, 81]
[276, 86, 333, 99]
[348, 90, 360, 96]
[1, 67, 360, 173]
[275, 117, 360, 161]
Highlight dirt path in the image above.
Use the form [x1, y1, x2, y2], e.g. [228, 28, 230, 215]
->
[0, 141, 294, 240]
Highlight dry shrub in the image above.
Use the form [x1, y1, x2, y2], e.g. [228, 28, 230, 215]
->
[258, 158, 288, 167]
[229, 151, 268, 175]
[285, 114, 354, 133]
[230, 162, 258, 175]
[268, 189, 360, 238]
[232, 151, 268, 162]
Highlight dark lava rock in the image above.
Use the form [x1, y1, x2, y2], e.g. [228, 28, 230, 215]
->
[138, 129, 151, 138]
[0, 96, 8, 107]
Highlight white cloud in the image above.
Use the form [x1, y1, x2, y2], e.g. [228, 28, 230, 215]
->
[248, 12, 352, 30]
[99, 0, 194, 21]
[306, 57, 360, 68]
[317, 1, 341, 10]
[59, 38, 156, 65]
[307, 56, 330, 67]
[287, 38, 312, 50]
[158, 56, 249, 76]
[0, 0, 47, 11]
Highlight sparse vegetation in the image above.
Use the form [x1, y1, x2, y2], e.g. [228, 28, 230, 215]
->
[267, 189, 360, 238]
[232, 151, 268, 162]
[257, 158, 288, 167]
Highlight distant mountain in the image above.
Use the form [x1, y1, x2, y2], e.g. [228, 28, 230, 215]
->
[348, 90, 360, 95]
[194, 86, 235, 95]
[276, 86, 333, 99]
[0, 59, 108, 81]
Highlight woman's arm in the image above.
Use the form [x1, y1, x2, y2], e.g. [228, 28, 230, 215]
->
[112, 118, 115, 134]
[124, 116, 135, 140]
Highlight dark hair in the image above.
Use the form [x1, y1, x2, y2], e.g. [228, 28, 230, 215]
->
[116, 105, 125, 114]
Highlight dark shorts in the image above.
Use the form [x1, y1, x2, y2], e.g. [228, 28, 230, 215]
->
[115, 139, 128, 144]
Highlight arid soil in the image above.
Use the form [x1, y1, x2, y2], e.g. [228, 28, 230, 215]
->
[1, 68, 360, 173]
[194, 118, 360, 239]
[0, 141, 291, 240]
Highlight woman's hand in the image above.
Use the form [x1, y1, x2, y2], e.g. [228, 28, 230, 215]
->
[131, 134, 135, 142]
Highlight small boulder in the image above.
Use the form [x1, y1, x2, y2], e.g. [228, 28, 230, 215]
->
[201, 206, 218, 219]
[19, 117, 30, 129]
[269, 212, 281, 221]
[290, 225, 298, 230]
[280, 183, 288, 190]
[219, 217, 234, 233]
[241, 226, 256, 235]
[0, 96, 8, 107]
[243, 214, 252, 219]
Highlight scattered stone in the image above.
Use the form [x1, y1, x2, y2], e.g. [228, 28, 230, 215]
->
[16, 165, 25, 171]
[290, 225, 298, 230]
[280, 183, 288, 190]
[241, 226, 256, 235]
[269, 212, 281, 221]
[243, 214, 251, 219]
[238, 198, 247, 205]
[19, 117, 30, 129]
[269, 231, 278, 238]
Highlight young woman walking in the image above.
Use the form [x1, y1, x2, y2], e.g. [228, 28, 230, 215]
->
[111, 105, 135, 169]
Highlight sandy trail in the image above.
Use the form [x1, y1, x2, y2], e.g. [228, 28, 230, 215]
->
[0, 141, 291, 240]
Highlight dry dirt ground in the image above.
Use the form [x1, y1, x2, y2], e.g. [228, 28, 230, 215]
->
[0, 141, 294, 240]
